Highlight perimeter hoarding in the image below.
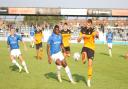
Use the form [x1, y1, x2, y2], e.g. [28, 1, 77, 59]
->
[112, 9, 128, 16]
[8, 8, 36, 14]
[61, 9, 87, 16]
[0, 7, 8, 14]
[87, 9, 112, 16]
[36, 8, 61, 15]
[0, 7, 128, 16]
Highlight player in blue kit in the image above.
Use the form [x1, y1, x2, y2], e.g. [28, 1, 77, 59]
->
[106, 30, 113, 57]
[47, 25, 75, 84]
[7, 28, 29, 73]
[30, 25, 35, 48]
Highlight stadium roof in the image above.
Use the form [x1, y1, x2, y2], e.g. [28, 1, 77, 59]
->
[0, 0, 128, 8]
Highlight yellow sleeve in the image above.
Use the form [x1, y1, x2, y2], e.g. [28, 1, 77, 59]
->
[79, 32, 83, 37]
[92, 31, 97, 36]
[42, 33, 44, 38]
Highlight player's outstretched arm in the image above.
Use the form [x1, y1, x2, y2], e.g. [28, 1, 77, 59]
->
[7, 44, 10, 52]
[7, 37, 11, 52]
[47, 44, 52, 64]
[77, 34, 91, 42]
[61, 43, 66, 53]
[61, 43, 66, 56]
[61, 43, 65, 51]
[77, 36, 82, 42]
[21, 40, 27, 51]
[91, 27, 99, 37]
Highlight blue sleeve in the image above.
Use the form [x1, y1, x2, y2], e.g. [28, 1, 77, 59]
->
[29, 30, 31, 34]
[112, 33, 113, 39]
[106, 34, 108, 38]
[47, 36, 52, 45]
[17, 35, 22, 41]
[60, 35, 63, 44]
[7, 36, 10, 45]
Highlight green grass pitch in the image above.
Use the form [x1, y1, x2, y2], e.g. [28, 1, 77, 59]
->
[0, 41, 128, 89]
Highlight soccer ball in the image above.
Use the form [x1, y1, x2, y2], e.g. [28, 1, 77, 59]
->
[73, 52, 80, 61]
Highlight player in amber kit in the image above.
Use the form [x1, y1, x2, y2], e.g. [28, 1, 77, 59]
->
[34, 25, 43, 59]
[61, 23, 71, 57]
[77, 19, 98, 87]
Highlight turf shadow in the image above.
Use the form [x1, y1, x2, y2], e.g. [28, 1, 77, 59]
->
[44, 72, 57, 80]
[119, 55, 127, 59]
[100, 52, 109, 56]
[73, 74, 87, 83]
[44, 72, 69, 82]
[119, 55, 125, 58]
[9, 65, 19, 71]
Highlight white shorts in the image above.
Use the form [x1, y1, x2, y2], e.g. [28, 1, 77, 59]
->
[51, 51, 64, 62]
[30, 36, 34, 41]
[11, 49, 21, 57]
[107, 43, 112, 48]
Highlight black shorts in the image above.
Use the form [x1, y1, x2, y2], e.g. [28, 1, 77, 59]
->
[35, 42, 42, 50]
[81, 47, 94, 60]
[64, 46, 70, 52]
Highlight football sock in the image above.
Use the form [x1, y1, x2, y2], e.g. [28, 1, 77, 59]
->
[32, 43, 34, 47]
[57, 65, 62, 76]
[57, 65, 62, 82]
[88, 66, 92, 80]
[39, 48, 43, 59]
[37, 51, 40, 59]
[82, 52, 86, 64]
[109, 49, 112, 56]
[12, 60, 21, 69]
[65, 66, 74, 82]
[22, 61, 29, 73]
[87, 80, 91, 87]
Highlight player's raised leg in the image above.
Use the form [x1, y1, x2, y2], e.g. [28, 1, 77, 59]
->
[82, 51, 87, 64]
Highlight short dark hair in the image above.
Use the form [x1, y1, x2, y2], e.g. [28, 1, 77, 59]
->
[36, 24, 41, 27]
[64, 22, 68, 25]
[10, 26, 15, 31]
[54, 25, 59, 29]
[87, 19, 92, 24]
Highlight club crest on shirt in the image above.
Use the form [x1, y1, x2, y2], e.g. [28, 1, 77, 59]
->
[53, 41, 61, 44]
[14, 37, 17, 40]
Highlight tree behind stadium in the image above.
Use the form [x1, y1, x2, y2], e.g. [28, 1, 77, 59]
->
[24, 16, 65, 25]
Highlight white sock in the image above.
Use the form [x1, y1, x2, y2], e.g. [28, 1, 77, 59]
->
[32, 43, 34, 47]
[109, 49, 112, 56]
[22, 61, 29, 73]
[87, 80, 91, 87]
[65, 66, 73, 82]
[57, 65, 62, 76]
[12, 60, 21, 69]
